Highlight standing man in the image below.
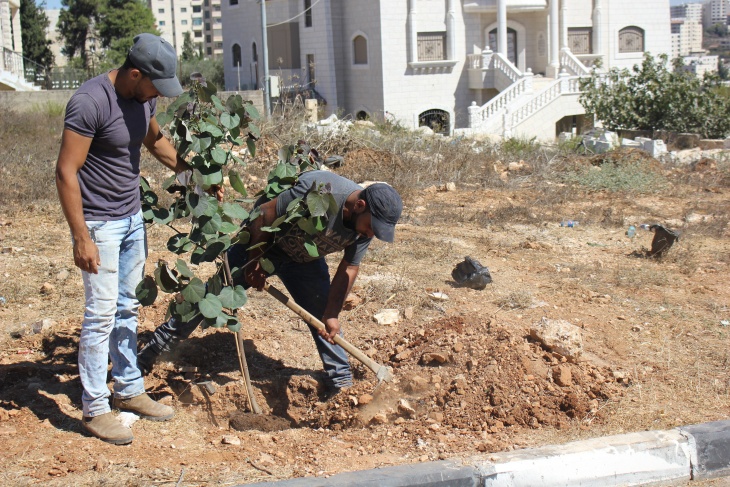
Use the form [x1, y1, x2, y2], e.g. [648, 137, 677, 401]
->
[56, 34, 188, 445]
[138, 170, 403, 396]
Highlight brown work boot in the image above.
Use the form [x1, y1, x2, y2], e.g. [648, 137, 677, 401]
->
[113, 393, 174, 421]
[82, 412, 133, 445]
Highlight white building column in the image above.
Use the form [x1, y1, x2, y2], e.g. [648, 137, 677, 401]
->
[593, 0, 603, 55]
[549, 0, 559, 76]
[497, 0, 507, 57]
[560, 0, 568, 49]
[446, 0, 456, 60]
[408, 0, 418, 62]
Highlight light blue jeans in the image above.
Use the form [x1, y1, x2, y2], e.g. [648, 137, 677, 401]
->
[78, 210, 147, 417]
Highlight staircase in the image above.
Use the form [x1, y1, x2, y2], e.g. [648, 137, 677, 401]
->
[462, 48, 595, 140]
[1, 48, 42, 91]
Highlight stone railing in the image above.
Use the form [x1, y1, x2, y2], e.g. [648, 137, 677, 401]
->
[466, 53, 482, 70]
[2, 47, 25, 81]
[468, 74, 531, 131]
[559, 48, 591, 76]
[506, 72, 583, 135]
[492, 51, 522, 83]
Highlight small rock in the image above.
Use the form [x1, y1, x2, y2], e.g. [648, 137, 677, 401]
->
[0, 425, 17, 435]
[31, 318, 56, 335]
[221, 435, 241, 446]
[397, 399, 416, 418]
[56, 269, 70, 281]
[343, 294, 361, 311]
[421, 352, 449, 364]
[370, 413, 388, 424]
[529, 318, 583, 361]
[553, 365, 572, 387]
[428, 292, 449, 301]
[404, 307, 414, 319]
[445, 182, 456, 192]
[394, 349, 413, 362]
[94, 457, 110, 472]
[373, 309, 400, 326]
[453, 343, 464, 353]
[429, 411, 444, 422]
[466, 359, 478, 371]
[403, 375, 429, 393]
[359, 394, 373, 406]
[40, 282, 55, 295]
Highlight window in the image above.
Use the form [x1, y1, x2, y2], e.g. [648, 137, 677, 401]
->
[193, 18, 202, 25]
[215, 18, 222, 24]
[619, 26, 644, 53]
[206, 35, 211, 43]
[215, 42, 223, 49]
[194, 31, 202, 37]
[419, 109, 450, 135]
[193, 5, 201, 12]
[207, 47, 212, 55]
[181, 7, 187, 12]
[267, 22, 301, 69]
[181, 19, 188, 25]
[568, 27, 592, 55]
[488, 28, 517, 65]
[307, 54, 315, 84]
[158, 8, 164, 13]
[230, 0, 238, 5]
[353, 35, 367, 65]
[417, 32, 446, 61]
[204, 11, 210, 18]
[304, 0, 312, 27]
[205, 22, 211, 31]
[214, 5, 220, 11]
[159, 20, 166, 26]
[232, 43, 242, 67]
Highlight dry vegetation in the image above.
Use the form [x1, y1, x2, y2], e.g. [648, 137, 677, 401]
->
[0, 102, 729, 486]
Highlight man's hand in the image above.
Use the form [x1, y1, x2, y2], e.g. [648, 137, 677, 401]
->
[319, 317, 341, 344]
[73, 236, 100, 274]
[244, 260, 268, 291]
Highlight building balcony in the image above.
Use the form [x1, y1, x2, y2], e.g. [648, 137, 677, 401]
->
[463, 0, 547, 13]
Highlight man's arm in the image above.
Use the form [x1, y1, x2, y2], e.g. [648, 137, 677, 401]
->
[143, 116, 190, 173]
[55, 129, 98, 273]
[244, 198, 279, 290]
[320, 259, 360, 344]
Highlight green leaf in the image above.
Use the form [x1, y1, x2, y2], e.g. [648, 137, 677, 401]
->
[304, 240, 319, 258]
[173, 300, 195, 320]
[197, 236, 230, 262]
[193, 166, 224, 190]
[167, 233, 194, 253]
[200, 122, 223, 138]
[228, 170, 247, 196]
[191, 135, 212, 154]
[154, 264, 180, 293]
[222, 202, 249, 221]
[232, 230, 250, 245]
[212, 95, 226, 112]
[226, 317, 241, 332]
[142, 207, 155, 223]
[306, 191, 331, 217]
[156, 111, 173, 127]
[207, 274, 224, 296]
[244, 103, 260, 120]
[313, 216, 327, 232]
[259, 257, 275, 274]
[181, 277, 206, 303]
[248, 123, 261, 139]
[246, 136, 257, 158]
[176, 259, 194, 278]
[199, 213, 223, 235]
[199, 294, 223, 319]
[297, 217, 317, 235]
[219, 221, 240, 234]
[199, 83, 218, 103]
[187, 193, 209, 218]
[218, 285, 248, 309]
[152, 207, 173, 225]
[220, 112, 241, 130]
[135, 275, 158, 306]
[211, 146, 227, 165]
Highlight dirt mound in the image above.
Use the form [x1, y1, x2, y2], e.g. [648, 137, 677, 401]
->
[281, 317, 626, 439]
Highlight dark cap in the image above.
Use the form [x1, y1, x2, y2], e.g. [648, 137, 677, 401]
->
[362, 183, 402, 243]
[128, 33, 183, 98]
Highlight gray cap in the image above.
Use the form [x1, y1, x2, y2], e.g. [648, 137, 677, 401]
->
[128, 33, 183, 98]
[362, 183, 402, 243]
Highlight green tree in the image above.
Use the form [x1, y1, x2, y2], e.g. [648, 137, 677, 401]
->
[19, 0, 55, 68]
[57, 0, 101, 69]
[580, 53, 730, 139]
[181, 32, 196, 62]
[97, 0, 159, 69]
[180, 57, 224, 89]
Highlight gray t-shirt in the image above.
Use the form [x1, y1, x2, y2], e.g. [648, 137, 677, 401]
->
[271, 171, 372, 265]
[64, 73, 156, 220]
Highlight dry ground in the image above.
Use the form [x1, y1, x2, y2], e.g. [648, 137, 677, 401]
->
[0, 118, 729, 485]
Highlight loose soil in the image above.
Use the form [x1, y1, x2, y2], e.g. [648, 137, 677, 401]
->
[1, 149, 729, 486]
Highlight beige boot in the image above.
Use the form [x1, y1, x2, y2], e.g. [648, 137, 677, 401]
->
[82, 412, 133, 445]
[113, 393, 174, 421]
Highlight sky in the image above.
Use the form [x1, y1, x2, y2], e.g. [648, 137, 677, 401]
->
[38, 0, 705, 10]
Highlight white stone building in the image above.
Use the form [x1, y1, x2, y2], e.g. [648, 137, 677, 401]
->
[670, 3, 704, 22]
[221, 0, 671, 140]
[671, 19, 704, 58]
[148, 0, 223, 58]
[1, 0, 38, 90]
[703, 0, 730, 27]
[682, 53, 719, 76]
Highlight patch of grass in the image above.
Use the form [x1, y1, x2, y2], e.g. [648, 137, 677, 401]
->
[31, 101, 66, 117]
[562, 159, 669, 194]
[493, 290, 533, 310]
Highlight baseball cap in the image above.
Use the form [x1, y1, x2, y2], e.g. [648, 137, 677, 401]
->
[362, 183, 403, 243]
[128, 33, 183, 98]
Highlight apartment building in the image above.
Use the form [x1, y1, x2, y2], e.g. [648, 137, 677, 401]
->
[703, 0, 730, 27]
[148, 0, 222, 58]
[671, 18, 704, 58]
[220, 0, 670, 140]
[670, 3, 704, 22]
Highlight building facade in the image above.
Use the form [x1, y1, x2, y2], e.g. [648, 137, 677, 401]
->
[148, 0, 222, 57]
[670, 3, 704, 23]
[671, 18, 704, 58]
[221, 0, 671, 139]
[703, 0, 730, 27]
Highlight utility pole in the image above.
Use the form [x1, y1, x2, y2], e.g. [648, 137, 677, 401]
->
[260, 0, 271, 117]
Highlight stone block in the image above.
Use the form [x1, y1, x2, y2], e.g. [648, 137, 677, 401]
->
[681, 420, 730, 480]
[698, 139, 724, 150]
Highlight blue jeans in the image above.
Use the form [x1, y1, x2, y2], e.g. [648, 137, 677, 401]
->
[78, 210, 147, 417]
[144, 246, 353, 389]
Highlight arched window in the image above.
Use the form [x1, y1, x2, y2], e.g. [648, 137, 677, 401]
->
[418, 109, 450, 135]
[252, 42, 258, 62]
[353, 35, 368, 65]
[619, 26, 644, 53]
[232, 43, 241, 67]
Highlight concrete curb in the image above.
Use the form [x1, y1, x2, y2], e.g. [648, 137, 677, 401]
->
[244, 420, 730, 487]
